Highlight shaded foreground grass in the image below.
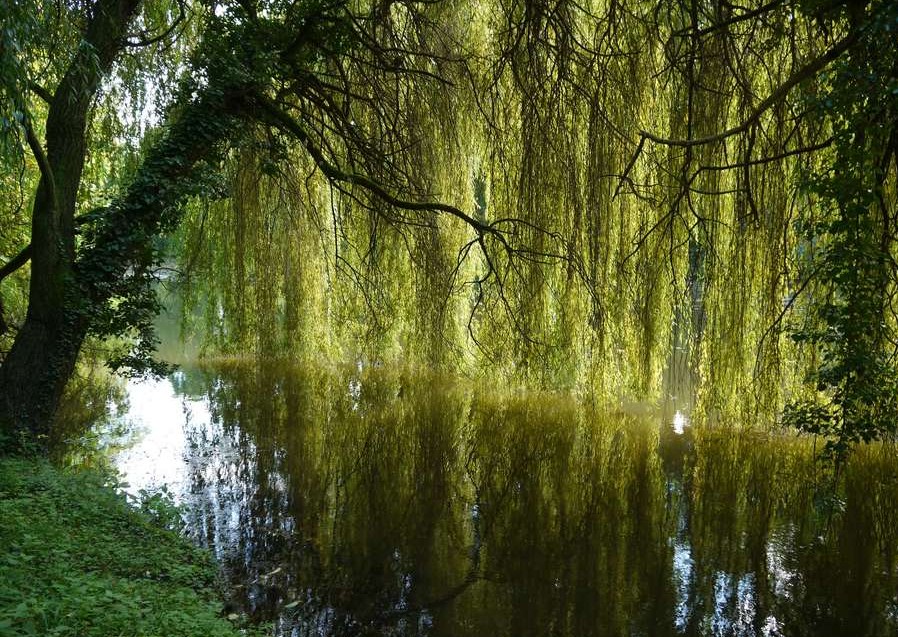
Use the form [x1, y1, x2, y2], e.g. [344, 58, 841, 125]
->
[0, 458, 261, 637]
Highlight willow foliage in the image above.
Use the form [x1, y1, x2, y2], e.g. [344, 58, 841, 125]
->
[1, 0, 894, 437]
[165, 0, 849, 417]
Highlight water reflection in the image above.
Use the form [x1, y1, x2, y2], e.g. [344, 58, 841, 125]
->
[108, 363, 898, 636]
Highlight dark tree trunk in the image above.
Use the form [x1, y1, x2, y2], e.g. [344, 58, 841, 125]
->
[0, 0, 324, 448]
[0, 0, 140, 447]
[0, 81, 248, 450]
[0, 315, 89, 446]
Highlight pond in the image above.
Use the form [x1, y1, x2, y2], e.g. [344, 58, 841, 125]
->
[96, 362, 898, 636]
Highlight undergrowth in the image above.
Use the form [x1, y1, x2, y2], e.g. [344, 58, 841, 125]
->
[0, 458, 262, 636]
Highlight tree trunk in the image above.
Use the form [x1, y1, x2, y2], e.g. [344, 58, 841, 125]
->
[0, 91, 247, 450]
[0, 314, 88, 448]
[0, 0, 140, 449]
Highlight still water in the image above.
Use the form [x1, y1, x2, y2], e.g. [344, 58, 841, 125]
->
[99, 362, 898, 636]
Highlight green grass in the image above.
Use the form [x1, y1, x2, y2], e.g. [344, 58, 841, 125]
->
[0, 458, 261, 637]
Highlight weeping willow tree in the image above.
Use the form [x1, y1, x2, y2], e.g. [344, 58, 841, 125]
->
[0, 0, 895, 448]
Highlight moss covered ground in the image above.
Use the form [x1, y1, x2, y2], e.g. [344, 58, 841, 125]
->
[0, 458, 260, 637]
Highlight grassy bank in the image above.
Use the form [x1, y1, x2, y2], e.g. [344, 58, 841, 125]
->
[0, 458, 258, 637]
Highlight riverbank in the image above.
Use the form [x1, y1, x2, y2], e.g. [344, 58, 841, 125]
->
[0, 458, 260, 637]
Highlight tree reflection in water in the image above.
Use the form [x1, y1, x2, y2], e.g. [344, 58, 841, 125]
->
[113, 363, 898, 636]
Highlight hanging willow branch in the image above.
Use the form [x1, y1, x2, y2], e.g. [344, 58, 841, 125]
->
[615, 31, 857, 197]
[251, 74, 596, 359]
[258, 93, 570, 244]
[255, 94, 495, 239]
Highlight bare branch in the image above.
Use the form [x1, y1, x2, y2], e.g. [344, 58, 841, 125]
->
[673, 0, 785, 38]
[695, 138, 834, 172]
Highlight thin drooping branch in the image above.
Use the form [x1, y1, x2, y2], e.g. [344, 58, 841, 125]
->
[254, 94, 495, 239]
[258, 94, 574, 281]
[641, 34, 856, 149]
[253, 90, 587, 353]
[615, 32, 857, 195]
[753, 263, 822, 381]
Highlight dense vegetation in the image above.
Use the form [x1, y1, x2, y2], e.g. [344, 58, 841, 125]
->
[0, 458, 260, 636]
[0, 0, 896, 454]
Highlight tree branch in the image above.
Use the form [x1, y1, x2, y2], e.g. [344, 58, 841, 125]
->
[0, 245, 32, 282]
[614, 34, 857, 198]
[673, 0, 785, 38]
[21, 115, 59, 215]
[253, 94, 495, 238]
[0, 211, 97, 285]
[0, 244, 33, 336]
[124, 0, 186, 47]
[695, 137, 834, 172]
[640, 33, 857, 149]
[27, 81, 53, 104]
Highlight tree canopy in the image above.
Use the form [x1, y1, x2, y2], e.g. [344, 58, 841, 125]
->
[0, 0, 895, 454]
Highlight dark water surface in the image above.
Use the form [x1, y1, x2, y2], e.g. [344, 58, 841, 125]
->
[101, 363, 898, 636]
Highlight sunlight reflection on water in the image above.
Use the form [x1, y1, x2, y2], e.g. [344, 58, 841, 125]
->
[113, 372, 210, 497]
[673, 410, 688, 435]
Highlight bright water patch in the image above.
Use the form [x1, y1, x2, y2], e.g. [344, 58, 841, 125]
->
[113, 374, 196, 496]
